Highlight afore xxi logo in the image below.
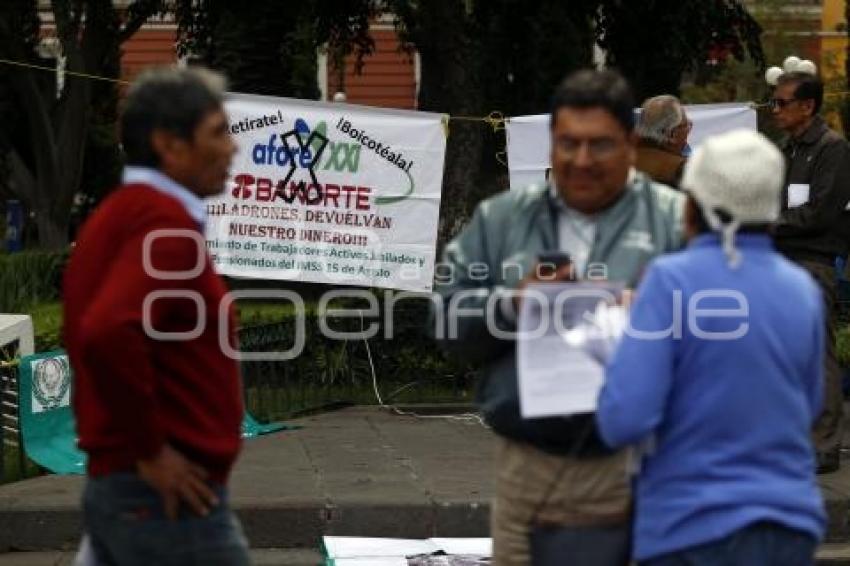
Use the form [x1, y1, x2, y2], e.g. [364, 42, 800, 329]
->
[252, 119, 361, 174]
[232, 117, 368, 206]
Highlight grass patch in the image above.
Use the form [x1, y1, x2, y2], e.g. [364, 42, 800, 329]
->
[30, 301, 63, 352]
[1, 444, 41, 485]
[237, 300, 316, 326]
[244, 379, 474, 423]
[0, 250, 67, 312]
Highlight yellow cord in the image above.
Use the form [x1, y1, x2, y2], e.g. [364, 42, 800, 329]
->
[0, 58, 131, 85]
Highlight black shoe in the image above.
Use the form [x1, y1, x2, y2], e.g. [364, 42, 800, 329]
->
[817, 450, 840, 474]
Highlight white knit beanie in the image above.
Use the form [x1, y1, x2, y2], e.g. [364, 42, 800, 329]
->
[680, 129, 785, 268]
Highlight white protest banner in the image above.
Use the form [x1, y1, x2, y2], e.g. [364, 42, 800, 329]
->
[205, 93, 447, 292]
[505, 102, 757, 190]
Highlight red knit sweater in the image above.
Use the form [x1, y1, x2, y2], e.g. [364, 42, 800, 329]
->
[64, 183, 243, 483]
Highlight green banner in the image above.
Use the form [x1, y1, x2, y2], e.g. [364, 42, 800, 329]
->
[17, 351, 289, 476]
[18, 350, 85, 475]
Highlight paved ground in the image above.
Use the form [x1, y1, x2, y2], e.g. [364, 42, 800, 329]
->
[0, 549, 323, 565]
[2, 547, 850, 566]
[0, 406, 494, 552]
[1, 406, 849, 562]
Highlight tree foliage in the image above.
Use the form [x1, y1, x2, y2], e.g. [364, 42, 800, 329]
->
[0, 0, 766, 250]
[0, 0, 167, 249]
[843, 0, 850, 133]
[595, 0, 765, 101]
[385, 0, 597, 243]
[383, 0, 765, 243]
[171, 0, 376, 99]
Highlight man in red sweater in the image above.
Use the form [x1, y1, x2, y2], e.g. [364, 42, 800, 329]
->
[63, 67, 246, 565]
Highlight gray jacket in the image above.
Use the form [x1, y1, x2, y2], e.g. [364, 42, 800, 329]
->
[433, 176, 684, 453]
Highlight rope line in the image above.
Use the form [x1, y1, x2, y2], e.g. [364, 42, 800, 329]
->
[3, 58, 850, 125]
[0, 58, 131, 86]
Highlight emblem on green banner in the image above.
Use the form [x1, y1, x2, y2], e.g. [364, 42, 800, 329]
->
[31, 356, 71, 412]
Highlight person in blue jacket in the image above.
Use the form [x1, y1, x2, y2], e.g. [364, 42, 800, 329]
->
[596, 129, 826, 566]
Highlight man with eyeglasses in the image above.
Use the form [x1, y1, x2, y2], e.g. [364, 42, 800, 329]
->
[433, 70, 684, 566]
[770, 71, 850, 474]
[635, 95, 691, 188]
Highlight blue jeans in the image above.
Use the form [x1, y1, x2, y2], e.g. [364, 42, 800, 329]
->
[530, 524, 631, 566]
[82, 473, 250, 566]
[640, 521, 817, 566]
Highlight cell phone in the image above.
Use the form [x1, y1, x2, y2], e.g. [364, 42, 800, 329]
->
[536, 251, 575, 281]
[537, 251, 572, 268]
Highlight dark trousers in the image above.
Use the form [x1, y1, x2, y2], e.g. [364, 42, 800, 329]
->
[530, 524, 631, 566]
[82, 473, 250, 566]
[640, 521, 817, 566]
[798, 259, 844, 455]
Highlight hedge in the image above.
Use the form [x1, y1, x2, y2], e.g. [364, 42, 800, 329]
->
[20, 295, 476, 421]
[0, 250, 69, 313]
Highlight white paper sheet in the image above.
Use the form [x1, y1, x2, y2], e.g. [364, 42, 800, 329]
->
[334, 559, 409, 566]
[323, 537, 493, 564]
[788, 184, 810, 208]
[323, 537, 438, 558]
[506, 103, 757, 190]
[430, 538, 492, 556]
[517, 282, 625, 418]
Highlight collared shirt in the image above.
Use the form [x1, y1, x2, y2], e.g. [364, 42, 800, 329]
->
[547, 168, 639, 275]
[497, 169, 674, 324]
[548, 185, 596, 276]
[123, 166, 208, 228]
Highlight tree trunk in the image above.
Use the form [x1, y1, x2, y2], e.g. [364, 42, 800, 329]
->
[34, 209, 70, 250]
[2, 0, 150, 249]
[843, 0, 850, 133]
[408, 0, 486, 251]
[6, 61, 88, 250]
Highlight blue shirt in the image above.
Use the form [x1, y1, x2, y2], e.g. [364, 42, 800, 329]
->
[596, 233, 826, 561]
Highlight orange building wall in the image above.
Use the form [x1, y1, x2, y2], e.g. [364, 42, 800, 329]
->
[821, 0, 847, 82]
[40, 15, 414, 109]
[327, 27, 417, 109]
[120, 27, 179, 84]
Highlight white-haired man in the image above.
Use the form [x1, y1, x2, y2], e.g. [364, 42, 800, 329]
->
[635, 95, 690, 188]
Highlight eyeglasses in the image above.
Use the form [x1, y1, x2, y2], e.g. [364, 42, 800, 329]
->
[769, 97, 798, 110]
[553, 136, 620, 161]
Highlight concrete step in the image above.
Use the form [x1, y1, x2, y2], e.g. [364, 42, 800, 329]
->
[0, 408, 493, 551]
[819, 543, 850, 565]
[2, 544, 849, 565]
[0, 549, 324, 566]
[2, 408, 849, 553]
[818, 462, 850, 543]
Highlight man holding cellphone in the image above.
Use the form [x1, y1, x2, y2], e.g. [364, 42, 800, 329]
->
[434, 70, 684, 566]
